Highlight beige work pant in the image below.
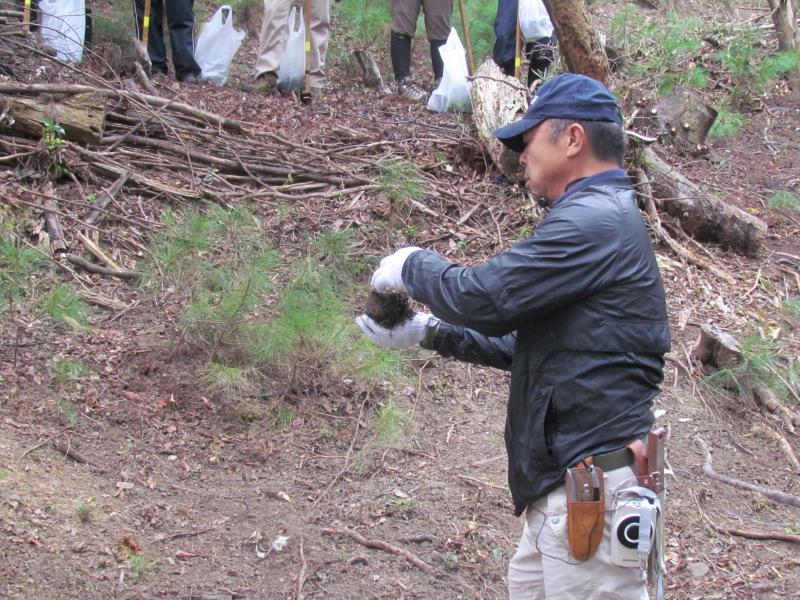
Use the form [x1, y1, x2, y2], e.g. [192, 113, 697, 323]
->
[255, 0, 330, 88]
[508, 466, 649, 599]
[391, 0, 452, 41]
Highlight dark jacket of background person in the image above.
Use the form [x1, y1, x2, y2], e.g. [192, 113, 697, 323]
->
[404, 169, 671, 515]
[134, 0, 200, 79]
[493, 0, 555, 80]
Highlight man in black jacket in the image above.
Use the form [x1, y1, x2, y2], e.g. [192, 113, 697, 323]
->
[357, 74, 670, 598]
[134, 0, 201, 83]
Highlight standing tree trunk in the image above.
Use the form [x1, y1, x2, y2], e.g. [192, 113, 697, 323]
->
[541, 0, 609, 83]
[767, 0, 798, 52]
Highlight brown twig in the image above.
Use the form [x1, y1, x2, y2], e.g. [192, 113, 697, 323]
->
[63, 253, 140, 280]
[321, 528, 432, 573]
[694, 436, 800, 508]
[295, 536, 307, 600]
[693, 491, 800, 545]
[152, 527, 216, 544]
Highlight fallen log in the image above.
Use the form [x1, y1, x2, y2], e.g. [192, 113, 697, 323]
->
[643, 148, 767, 256]
[469, 60, 528, 181]
[0, 91, 106, 144]
[0, 83, 242, 133]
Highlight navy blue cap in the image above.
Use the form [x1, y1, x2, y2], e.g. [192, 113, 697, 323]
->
[495, 74, 623, 153]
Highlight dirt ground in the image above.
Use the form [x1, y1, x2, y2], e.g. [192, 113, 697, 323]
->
[1, 1, 799, 599]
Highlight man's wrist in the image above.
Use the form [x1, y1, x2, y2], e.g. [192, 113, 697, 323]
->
[420, 316, 441, 349]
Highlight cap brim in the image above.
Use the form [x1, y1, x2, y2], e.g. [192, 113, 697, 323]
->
[494, 116, 545, 153]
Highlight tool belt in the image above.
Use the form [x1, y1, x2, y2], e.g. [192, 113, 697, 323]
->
[565, 428, 667, 562]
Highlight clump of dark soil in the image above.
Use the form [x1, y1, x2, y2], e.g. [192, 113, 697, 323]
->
[364, 290, 414, 329]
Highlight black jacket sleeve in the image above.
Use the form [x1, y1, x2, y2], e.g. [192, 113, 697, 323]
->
[421, 320, 515, 371]
[403, 196, 623, 338]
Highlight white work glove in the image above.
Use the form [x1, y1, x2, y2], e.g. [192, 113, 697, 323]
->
[355, 313, 432, 349]
[370, 246, 422, 294]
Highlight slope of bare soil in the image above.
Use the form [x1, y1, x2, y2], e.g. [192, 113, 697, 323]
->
[1, 1, 799, 599]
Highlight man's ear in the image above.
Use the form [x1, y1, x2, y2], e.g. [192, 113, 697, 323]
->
[564, 123, 587, 158]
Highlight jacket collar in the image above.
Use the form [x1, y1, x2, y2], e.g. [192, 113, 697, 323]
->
[555, 168, 630, 205]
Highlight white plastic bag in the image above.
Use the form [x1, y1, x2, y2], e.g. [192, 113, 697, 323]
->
[196, 6, 246, 86]
[427, 28, 471, 114]
[277, 6, 305, 92]
[39, 0, 85, 62]
[519, 0, 553, 42]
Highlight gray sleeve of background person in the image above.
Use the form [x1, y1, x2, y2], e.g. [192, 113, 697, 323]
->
[402, 198, 622, 337]
[420, 320, 516, 371]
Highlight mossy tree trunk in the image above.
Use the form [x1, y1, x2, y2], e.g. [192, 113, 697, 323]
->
[541, 0, 609, 83]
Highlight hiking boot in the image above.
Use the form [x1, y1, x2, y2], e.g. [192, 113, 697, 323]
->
[256, 71, 279, 95]
[397, 77, 426, 101]
[178, 72, 200, 84]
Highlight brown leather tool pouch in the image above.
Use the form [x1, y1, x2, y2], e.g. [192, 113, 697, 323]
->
[565, 465, 604, 561]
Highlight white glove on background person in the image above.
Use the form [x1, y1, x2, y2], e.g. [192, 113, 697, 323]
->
[355, 313, 432, 349]
[370, 246, 422, 294]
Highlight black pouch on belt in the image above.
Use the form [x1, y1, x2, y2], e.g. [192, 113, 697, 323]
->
[565, 464, 604, 561]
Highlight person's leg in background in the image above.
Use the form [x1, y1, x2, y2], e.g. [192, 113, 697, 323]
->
[526, 33, 556, 84]
[307, 0, 331, 92]
[165, 0, 201, 82]
[135, 0, 167, 75]
[492, 0, 518, 76]
[390, 0, 426, 100]
[254, 0, 291, 93]
[421, 0, 452, 85]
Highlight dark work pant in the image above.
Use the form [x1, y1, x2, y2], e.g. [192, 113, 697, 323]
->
[134, 0, 200, 78]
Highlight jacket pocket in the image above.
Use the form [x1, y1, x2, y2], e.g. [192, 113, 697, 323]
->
[512, 384, 558, 475]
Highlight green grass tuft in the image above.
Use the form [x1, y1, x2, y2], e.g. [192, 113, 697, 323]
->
[39, 284, 92, 331]
[768, 191, 800, 212]
[374, 399, 411, 444]
[709, 110, 745, 139]
[379, 159, 425, 205]
[201, 362, 257, 399]
[49, 358, 91, 385]
[0, 238, 42, 305]
[783, 297, 800, 319]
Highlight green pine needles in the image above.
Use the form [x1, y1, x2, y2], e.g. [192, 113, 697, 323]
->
[147, 206, 403, 402]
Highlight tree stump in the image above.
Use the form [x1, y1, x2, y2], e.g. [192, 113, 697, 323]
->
[637, 87, 718, 155]
[691, 324, 741, 370]
[0, 91, 106, 144]
[353, 50, 384, 89]
[469, 60, 528, 181]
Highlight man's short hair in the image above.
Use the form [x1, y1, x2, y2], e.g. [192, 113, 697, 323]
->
[549, 119, 627, 166]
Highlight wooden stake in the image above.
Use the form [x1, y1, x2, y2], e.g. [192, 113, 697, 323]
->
[301, 0, 313, 103]
[22, 0, 30, 26]
[514, 11, 522, 79]
[456, 0, 475, 76]
[141, 0, 151, 45]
